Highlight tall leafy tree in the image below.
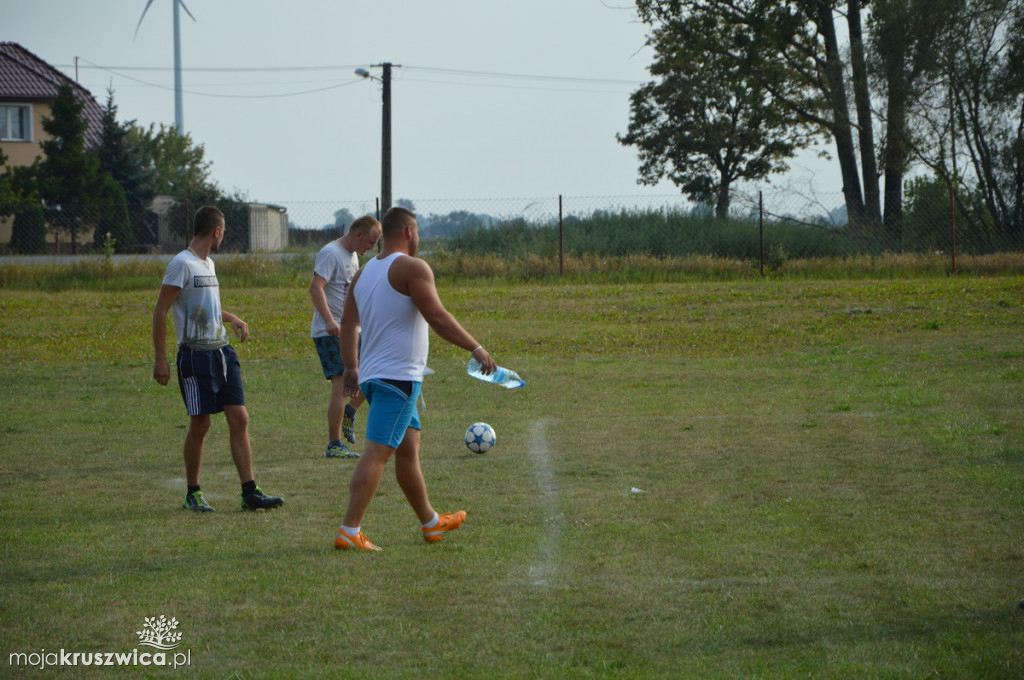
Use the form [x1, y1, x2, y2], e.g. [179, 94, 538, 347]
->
[10, 202, 47, 254]
[127, 121, 240, 245]
[98, 91, 156, 249]
[36, 83, 101, 253]
[94, 173, 133, 253]
[944, 0, 1024, 243]
[635, 1, 882, 227]
[867, 0, 948, 236]
[906, 0, 1024, 248]
[0, 148, 18, 215]
[127, 122, 218, 200]
[620, 9, 815, 217]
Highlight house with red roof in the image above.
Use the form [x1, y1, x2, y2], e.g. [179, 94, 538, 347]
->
[1, 42, 105, 250]
[1, 42, 289, 253]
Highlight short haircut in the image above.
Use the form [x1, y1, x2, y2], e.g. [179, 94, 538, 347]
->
[349, 214, 381, 235]
[193, 206, 225, 237]
[381, 207, 416, 239]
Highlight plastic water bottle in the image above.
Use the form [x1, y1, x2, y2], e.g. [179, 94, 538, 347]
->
[467, 357, 525, 389]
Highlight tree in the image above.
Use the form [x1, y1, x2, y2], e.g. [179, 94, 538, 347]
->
[0, 148, 15, 214]
[10, 202, 47, 254]
[329, 207, 355, 232]
[36, 83, 101, 253]
[97, 91, 156, 248]
[634, 1, 881, 228]
[620, 9, 815, 217]
[127, 121, 248, 245]
[867, 0, 950, 236]
[127, 122, 218, 199]
[943, 0, 1024, 242]
[94, 173, 133, 253]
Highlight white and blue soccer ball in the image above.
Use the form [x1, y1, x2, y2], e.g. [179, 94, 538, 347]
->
[465, 422, 496, 454]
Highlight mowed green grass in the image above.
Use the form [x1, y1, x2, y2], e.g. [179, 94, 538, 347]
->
[1, 276, 1023, 678]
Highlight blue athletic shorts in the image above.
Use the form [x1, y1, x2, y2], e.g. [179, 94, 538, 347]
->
[361, 379, 422, 448]
[176, 345, 245, 416]
[313, 335, 361, 379]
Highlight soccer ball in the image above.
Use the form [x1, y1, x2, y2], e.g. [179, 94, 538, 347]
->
[465, 422, 496, 454]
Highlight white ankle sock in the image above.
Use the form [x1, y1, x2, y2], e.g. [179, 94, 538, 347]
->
[421, 512, 439, 529]
[340, 525, 360, 537]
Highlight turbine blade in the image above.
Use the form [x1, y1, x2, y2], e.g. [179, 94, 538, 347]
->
[134, 0, 158, 40]
[178, 0, 197, 22]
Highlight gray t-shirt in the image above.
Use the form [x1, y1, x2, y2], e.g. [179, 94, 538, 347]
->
[162, 250, 228, 350]
[310, 240, 358, 338]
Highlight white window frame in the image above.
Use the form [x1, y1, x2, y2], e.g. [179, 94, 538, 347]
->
[0, 103, 33, 142]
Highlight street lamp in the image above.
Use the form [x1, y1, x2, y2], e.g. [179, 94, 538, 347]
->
[355, 63, 395, 214]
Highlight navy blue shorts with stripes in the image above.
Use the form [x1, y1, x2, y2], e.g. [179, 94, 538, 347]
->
[176, 345, 245, 416]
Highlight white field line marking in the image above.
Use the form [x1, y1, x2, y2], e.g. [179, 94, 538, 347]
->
[528, 418, 561, 587]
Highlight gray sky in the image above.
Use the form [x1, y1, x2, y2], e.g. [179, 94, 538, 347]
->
[5, 0, 839, 208]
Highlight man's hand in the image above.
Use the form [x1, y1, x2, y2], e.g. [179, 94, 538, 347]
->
[472, 347, 498, 375]
[229, 317, 249, 342]
[153, 358, 170, 386]
[342, 367, 360, 398]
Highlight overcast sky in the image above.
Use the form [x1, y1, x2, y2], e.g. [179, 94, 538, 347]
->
[6, 0, 840, 210]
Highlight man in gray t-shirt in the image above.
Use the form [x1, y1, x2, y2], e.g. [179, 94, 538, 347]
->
[153, 205, 284, 513]
[309, 215, 381, 459]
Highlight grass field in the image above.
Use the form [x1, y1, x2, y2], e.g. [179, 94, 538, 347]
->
[2, 273, 1023, 678]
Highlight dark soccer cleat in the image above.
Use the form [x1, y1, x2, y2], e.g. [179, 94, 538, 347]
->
[241, 487, 284, 511]
[326, 442, 359, 458]
[342, 413, 357, 444]
[183, 490, 215, 512]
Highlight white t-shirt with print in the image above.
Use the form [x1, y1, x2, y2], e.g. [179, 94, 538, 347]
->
[310, 240, 359, 338]
[162, 250, 229, 350]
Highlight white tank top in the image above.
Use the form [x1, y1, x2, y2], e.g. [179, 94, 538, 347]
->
[354, 253, 428, 382]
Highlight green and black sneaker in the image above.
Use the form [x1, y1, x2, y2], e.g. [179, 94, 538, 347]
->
[241, 487, 284, 511]
[342, 412, 357, 444]
[183, 490, 215, 512]
[326, 442, 358, 458]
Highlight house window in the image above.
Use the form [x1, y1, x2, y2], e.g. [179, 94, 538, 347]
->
[0, 104, 32, 141]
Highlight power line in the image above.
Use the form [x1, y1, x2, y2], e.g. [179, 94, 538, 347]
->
[74, 58, 366, 98]
[405, 65, 641, 86]
[63, 60, 645, 87]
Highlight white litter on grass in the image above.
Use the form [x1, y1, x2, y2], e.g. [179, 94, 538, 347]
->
[630, 487, 648, 495]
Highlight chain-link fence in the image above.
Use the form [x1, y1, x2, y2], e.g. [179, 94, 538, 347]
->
[3, 186, 1021, 260]
[285, 187, 1022, 260]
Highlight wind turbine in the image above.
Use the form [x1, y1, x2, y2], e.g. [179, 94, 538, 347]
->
[135, 0, 196, 134]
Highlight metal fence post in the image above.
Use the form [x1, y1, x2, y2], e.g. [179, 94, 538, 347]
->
[949, 181, 957, 274]
[559, 194, 564, 276]
[759, 191, 765, 277]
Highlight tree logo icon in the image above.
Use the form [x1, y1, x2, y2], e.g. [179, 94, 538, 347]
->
[136, 616, 183, 650]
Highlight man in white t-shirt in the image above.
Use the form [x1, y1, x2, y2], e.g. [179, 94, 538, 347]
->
[309, 215, 381, 458]
[152, 205, 284, 513]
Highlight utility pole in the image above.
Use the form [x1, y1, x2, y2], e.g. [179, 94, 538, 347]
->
[381, 62, 392, 214]
[355, 63, 397, 213]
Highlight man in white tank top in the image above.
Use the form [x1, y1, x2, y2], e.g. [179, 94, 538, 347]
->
[332, 207, 498, 551]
